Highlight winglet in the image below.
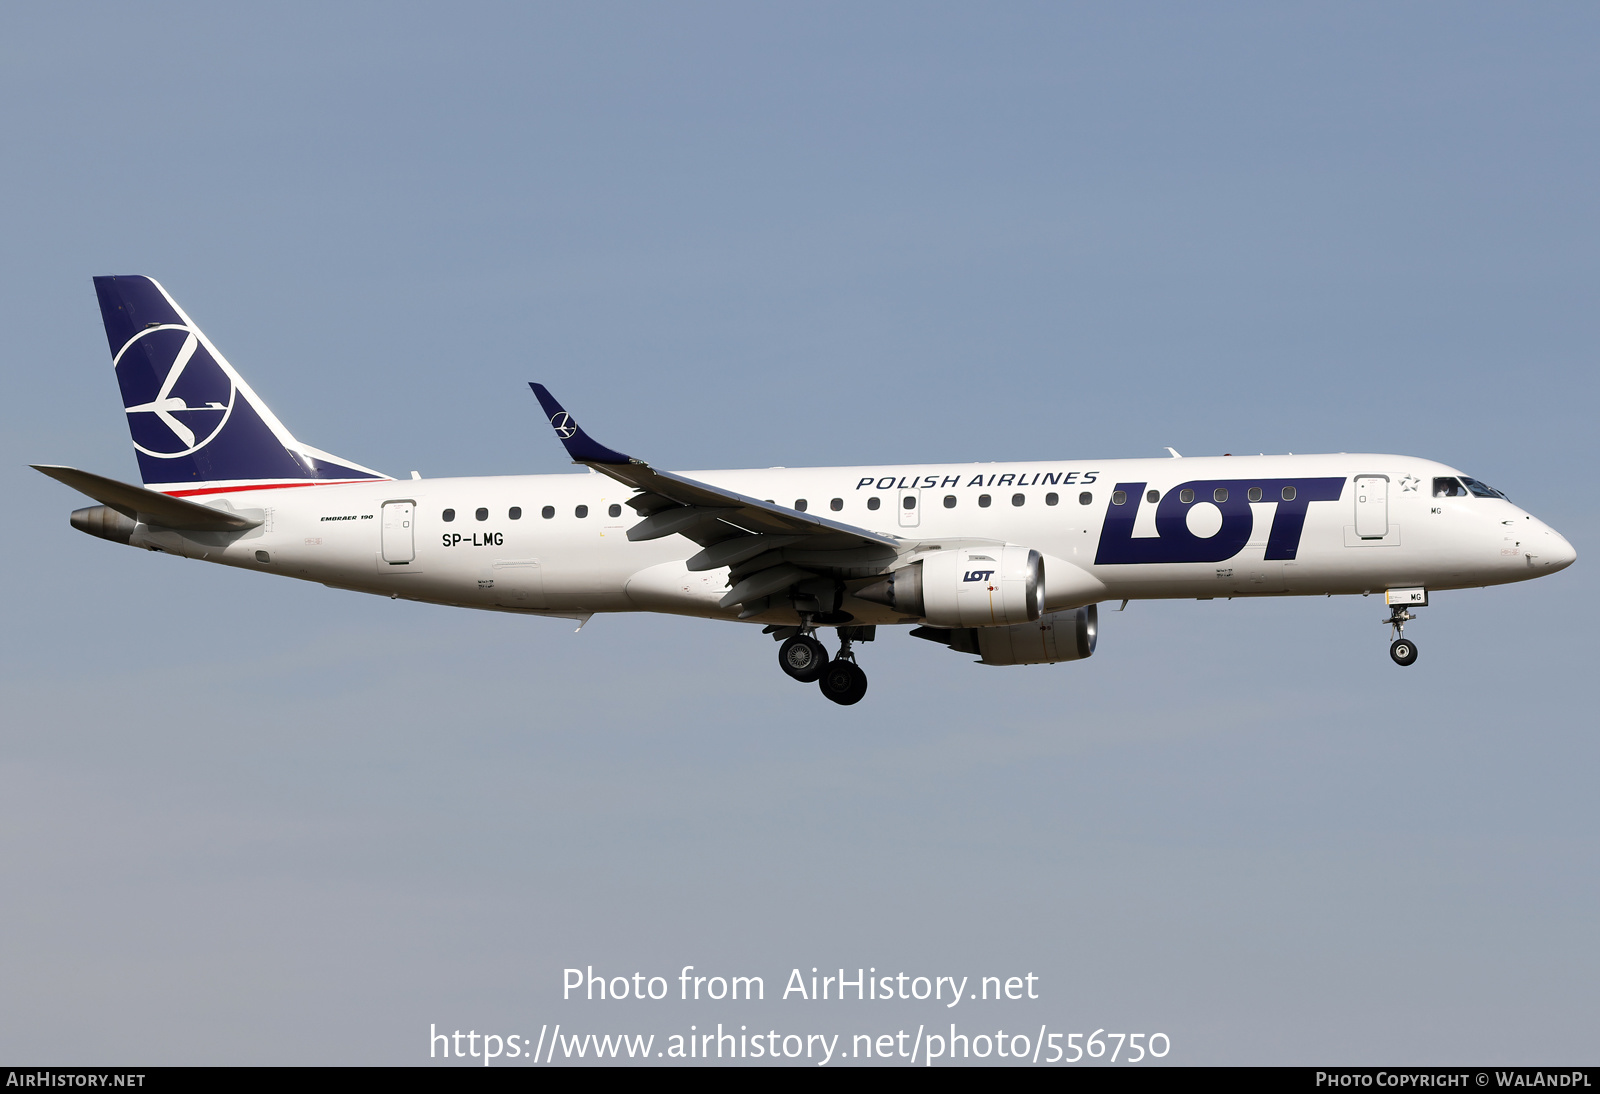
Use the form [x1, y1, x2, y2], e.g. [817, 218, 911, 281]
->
[528, 383, 637, 465]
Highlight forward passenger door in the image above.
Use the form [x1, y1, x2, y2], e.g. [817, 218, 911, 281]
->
[1353, 476, 1388, 540]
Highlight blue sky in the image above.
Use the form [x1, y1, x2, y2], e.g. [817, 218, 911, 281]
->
[2, 2, 1596, 1064]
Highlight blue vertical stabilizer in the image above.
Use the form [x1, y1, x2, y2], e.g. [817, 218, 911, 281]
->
[93, 276, 387, 493]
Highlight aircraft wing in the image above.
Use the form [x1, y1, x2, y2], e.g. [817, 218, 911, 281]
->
[529, 384, 902, 615]
[32, 464, 264, 531]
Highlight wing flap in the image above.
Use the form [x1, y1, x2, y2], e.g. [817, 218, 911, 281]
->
[626, 504, 739, 542]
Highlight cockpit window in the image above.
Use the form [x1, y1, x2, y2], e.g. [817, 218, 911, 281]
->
[1433, 477, 1468, 498]
[1460, 477, 1507, 500]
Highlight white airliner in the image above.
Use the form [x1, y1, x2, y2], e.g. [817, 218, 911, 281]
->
[36, 277, 1577, 705]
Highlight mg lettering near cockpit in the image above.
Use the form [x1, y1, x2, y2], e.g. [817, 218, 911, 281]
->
[35, 277, 1578, 705]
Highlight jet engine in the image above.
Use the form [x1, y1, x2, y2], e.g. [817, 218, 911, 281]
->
[911, 605, 1098, 666]
[853, 545, 1043, 628]
[70, 505, 137, 545]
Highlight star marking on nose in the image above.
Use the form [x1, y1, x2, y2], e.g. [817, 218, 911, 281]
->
[1399, 475, 1420, 492]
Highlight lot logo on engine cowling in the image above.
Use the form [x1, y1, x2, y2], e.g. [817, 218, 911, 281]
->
[112, 325, 236, 459]
[963, 569, 995, 582]
[1094, 478, 1345, 565]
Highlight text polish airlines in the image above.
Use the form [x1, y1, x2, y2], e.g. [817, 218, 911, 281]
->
[36, 277, 1577, 705]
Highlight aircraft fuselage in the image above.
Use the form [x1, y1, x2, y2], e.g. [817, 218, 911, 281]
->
[121, 452, 1573, 625]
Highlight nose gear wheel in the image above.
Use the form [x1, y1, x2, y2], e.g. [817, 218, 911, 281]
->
[1383, 605, 1419, 667]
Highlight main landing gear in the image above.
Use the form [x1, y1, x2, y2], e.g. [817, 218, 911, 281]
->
[774, 625, 872, 705]
[1385, 605, 1419, 667]
[818, 649, 868, 706]
[778, 633, 828, 682]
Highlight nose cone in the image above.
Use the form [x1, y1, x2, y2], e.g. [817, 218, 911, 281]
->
[1532, 523, 1577, 573]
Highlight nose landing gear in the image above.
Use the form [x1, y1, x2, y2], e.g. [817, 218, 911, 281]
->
[1385, 604, 1419, 666]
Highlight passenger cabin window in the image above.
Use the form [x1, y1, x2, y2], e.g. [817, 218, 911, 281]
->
[541, 505, 555, 519]
[575, 505, 588, 518]
[978, 494, 992, 508]
[1179, 489, 1194, 504]
[1281, 486, 1297, 501]
[1247, 487, 1262, 503]
[1078, 492, 1092, 505]
[795, 499, 808, 512]
[1011, 493, 1025, 507]
[1146, 490, 1159, 503]
[866, 497, 880, 511]
[902, 496, 916, 510]
[1111, 490, 1127, 506]
[608, 504, 622, 517]
[509, 506, 522, 520]
[943, 495, 957, 508]
[1045, 492, 1059, 506]
[475, 507, 488, 521]
[442, 508, 456, 522]
[1461, 477, 1507, 499]
[1213, 488, 1228, 503]
[830, 498, 843, 511]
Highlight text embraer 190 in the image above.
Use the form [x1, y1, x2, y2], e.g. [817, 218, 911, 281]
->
[35, 277, 1577, 705]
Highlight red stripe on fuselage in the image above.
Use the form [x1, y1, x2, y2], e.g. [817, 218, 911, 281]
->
[162, 479, 387, 497]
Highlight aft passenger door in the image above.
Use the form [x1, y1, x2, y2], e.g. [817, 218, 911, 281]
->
[381, 500, 416, 564]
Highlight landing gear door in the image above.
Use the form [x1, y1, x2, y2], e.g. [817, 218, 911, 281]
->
[898, 488, 921, 528]
[381, 500, 417, 564]
[1354, 475, 1388, 540]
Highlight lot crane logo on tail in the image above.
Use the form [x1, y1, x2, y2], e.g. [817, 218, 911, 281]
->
[115, 324, 238, 459]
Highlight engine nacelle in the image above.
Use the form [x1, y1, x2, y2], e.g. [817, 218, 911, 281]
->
[854, 545, 1043, 628]
[70, 505, 137, 545]
[912, 605, 1098, 666]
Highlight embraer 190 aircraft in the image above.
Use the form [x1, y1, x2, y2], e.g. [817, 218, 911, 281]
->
[36, 276, 1577, 705]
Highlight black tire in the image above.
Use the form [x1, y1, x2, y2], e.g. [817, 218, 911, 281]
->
[1390, 638, 1418, 667]
[818, 659, 869, 705]
[778, 635, 829, 682]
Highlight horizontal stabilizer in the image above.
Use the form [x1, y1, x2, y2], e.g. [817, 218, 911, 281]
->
[31, 465, 262, 531]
